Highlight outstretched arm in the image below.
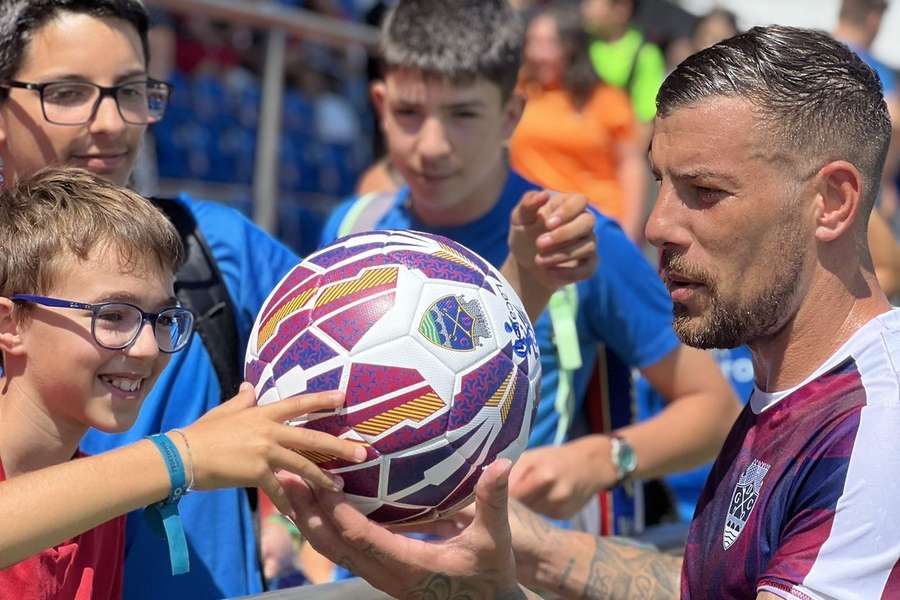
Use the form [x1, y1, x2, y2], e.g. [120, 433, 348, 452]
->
[509, 500, 681, 599]
[0, 386, 363, 569]
[287, 459, 682, 600]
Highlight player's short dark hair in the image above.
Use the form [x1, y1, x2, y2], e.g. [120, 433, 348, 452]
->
[657, 25, 891, 211]
[379, 0, 524, 100]
[0, 0, 150, 100]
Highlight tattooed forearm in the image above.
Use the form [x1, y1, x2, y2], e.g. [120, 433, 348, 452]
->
[405, 573, 535, 600]
[579, 537, 681, 600]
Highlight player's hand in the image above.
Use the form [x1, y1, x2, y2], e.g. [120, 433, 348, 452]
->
[390, 492, 562, 591]
[283, 459, 528, 599]
[509, 437, 617, 519]
[177, 383, 367, 518]
[508, 190, 598, 290]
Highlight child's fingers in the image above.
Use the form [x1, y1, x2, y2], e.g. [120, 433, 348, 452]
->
[537, 212, 597, 251]
[541, 193, 590, 230]
[277, 425, 368, 465]
[543, 260, 598, 284]
[535, 235, 598, 267]
[261, 390, 345, 422]
[271, 446, 345, 492]
[199, 382, 258, 422]
[511, 190, 551, 227]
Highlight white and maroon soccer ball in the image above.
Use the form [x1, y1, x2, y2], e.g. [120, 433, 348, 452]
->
[245, 230, 540, 524]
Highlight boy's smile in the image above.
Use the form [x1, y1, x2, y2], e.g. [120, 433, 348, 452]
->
[12, 245, 175, 435]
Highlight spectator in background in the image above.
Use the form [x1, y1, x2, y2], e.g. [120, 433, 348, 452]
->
[834, 0, 900, 216]
[581, 0, 665, 146]
[667, 7, 740, 70]
[510, 2, 646, 240]
[691, 7, 738, 54]
[833, 0, 900, 299]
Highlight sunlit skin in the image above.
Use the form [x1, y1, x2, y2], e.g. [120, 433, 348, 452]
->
[3, 246, 174, 441]
[646, 96, 820, 379]
[646, 95, 890, 390]
[372, 70, 524, 228]
[0, 13, 147, 187]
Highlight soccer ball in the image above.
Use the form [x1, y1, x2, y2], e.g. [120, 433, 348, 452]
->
[245, 230, 540, 524]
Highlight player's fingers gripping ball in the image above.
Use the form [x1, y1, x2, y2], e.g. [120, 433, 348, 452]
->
[246, 231, 541, 524]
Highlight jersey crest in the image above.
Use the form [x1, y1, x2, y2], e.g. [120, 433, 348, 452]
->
[724, 458, 770, 550]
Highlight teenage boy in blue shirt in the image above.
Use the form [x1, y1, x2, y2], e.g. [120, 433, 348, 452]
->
[321, 0, 739, 535]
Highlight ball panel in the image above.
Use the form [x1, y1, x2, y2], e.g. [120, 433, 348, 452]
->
[449, 349, 515, 431]
[386, 249, 484, 287]
[258, 309, 313, 364]
[262, 265, 321, 321]
[311, 267, 399, 320]
[271, 331, 339, 380]
[385, 442, 460, 496]
[306, 366, 343, 393]
[307, 241, 385, 269]
[364, 503, 432, 524]
[318, 292, 396, 352]
[344, 362, 425, 404]
[389, 448, 479, 508]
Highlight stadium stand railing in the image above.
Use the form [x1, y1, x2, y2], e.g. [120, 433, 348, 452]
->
[145, 0, 378, 249]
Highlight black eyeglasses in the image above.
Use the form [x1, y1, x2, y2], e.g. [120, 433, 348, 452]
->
[11, 294, 194, 353]
[0, 79, 173, 126]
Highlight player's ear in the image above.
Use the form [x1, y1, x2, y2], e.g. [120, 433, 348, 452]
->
[0, 297, 26, 358]
[371, 80, 387, 125]
[813, 160, 862, 243]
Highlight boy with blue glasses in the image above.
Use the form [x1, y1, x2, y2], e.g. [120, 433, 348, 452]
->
[0, 167, 363, 599]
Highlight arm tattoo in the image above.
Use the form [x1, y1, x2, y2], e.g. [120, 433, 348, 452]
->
[579, 537, 681, 600]
[511, 501, 680, 599]
[405, 573, 530, 600]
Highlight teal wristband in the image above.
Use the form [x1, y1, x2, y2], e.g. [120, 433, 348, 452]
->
[144, 433, 191, 575]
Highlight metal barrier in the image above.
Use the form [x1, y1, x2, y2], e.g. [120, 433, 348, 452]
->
[145, 0, 379, 233]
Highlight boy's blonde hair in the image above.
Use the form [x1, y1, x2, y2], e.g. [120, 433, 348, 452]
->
[0, 167, 183, 304]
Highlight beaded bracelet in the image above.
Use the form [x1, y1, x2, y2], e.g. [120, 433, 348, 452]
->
[145, 433, 191, 575]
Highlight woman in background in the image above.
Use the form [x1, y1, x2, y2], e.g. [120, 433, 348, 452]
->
[510, 1, 646, 240]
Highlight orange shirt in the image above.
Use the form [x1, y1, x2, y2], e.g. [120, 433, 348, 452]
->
[510, 84, 635, 223]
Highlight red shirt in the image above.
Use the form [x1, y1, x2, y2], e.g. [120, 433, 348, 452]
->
[0, 454, 125, 600]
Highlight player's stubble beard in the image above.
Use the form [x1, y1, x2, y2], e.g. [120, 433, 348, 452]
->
[662, 219, 805, 350]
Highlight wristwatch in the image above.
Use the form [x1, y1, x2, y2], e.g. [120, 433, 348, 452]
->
[610, 434, 637, 485]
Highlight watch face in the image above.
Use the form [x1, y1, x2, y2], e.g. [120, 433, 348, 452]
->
[613, 437, 638, 476]
[620, 442, 637, 473]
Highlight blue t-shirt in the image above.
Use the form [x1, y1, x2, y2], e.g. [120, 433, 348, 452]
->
[81, 195, 299, 599]
[320, 171, 679, 450]
[636, 346, 755, 522]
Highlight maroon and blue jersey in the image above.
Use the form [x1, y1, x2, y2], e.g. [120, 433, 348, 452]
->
[682, 310, 900, 599]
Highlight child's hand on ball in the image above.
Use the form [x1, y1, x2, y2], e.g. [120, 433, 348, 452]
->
[178, 383, 367, 519]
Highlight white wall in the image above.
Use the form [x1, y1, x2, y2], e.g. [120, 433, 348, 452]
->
[677, 0, 900, 69]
